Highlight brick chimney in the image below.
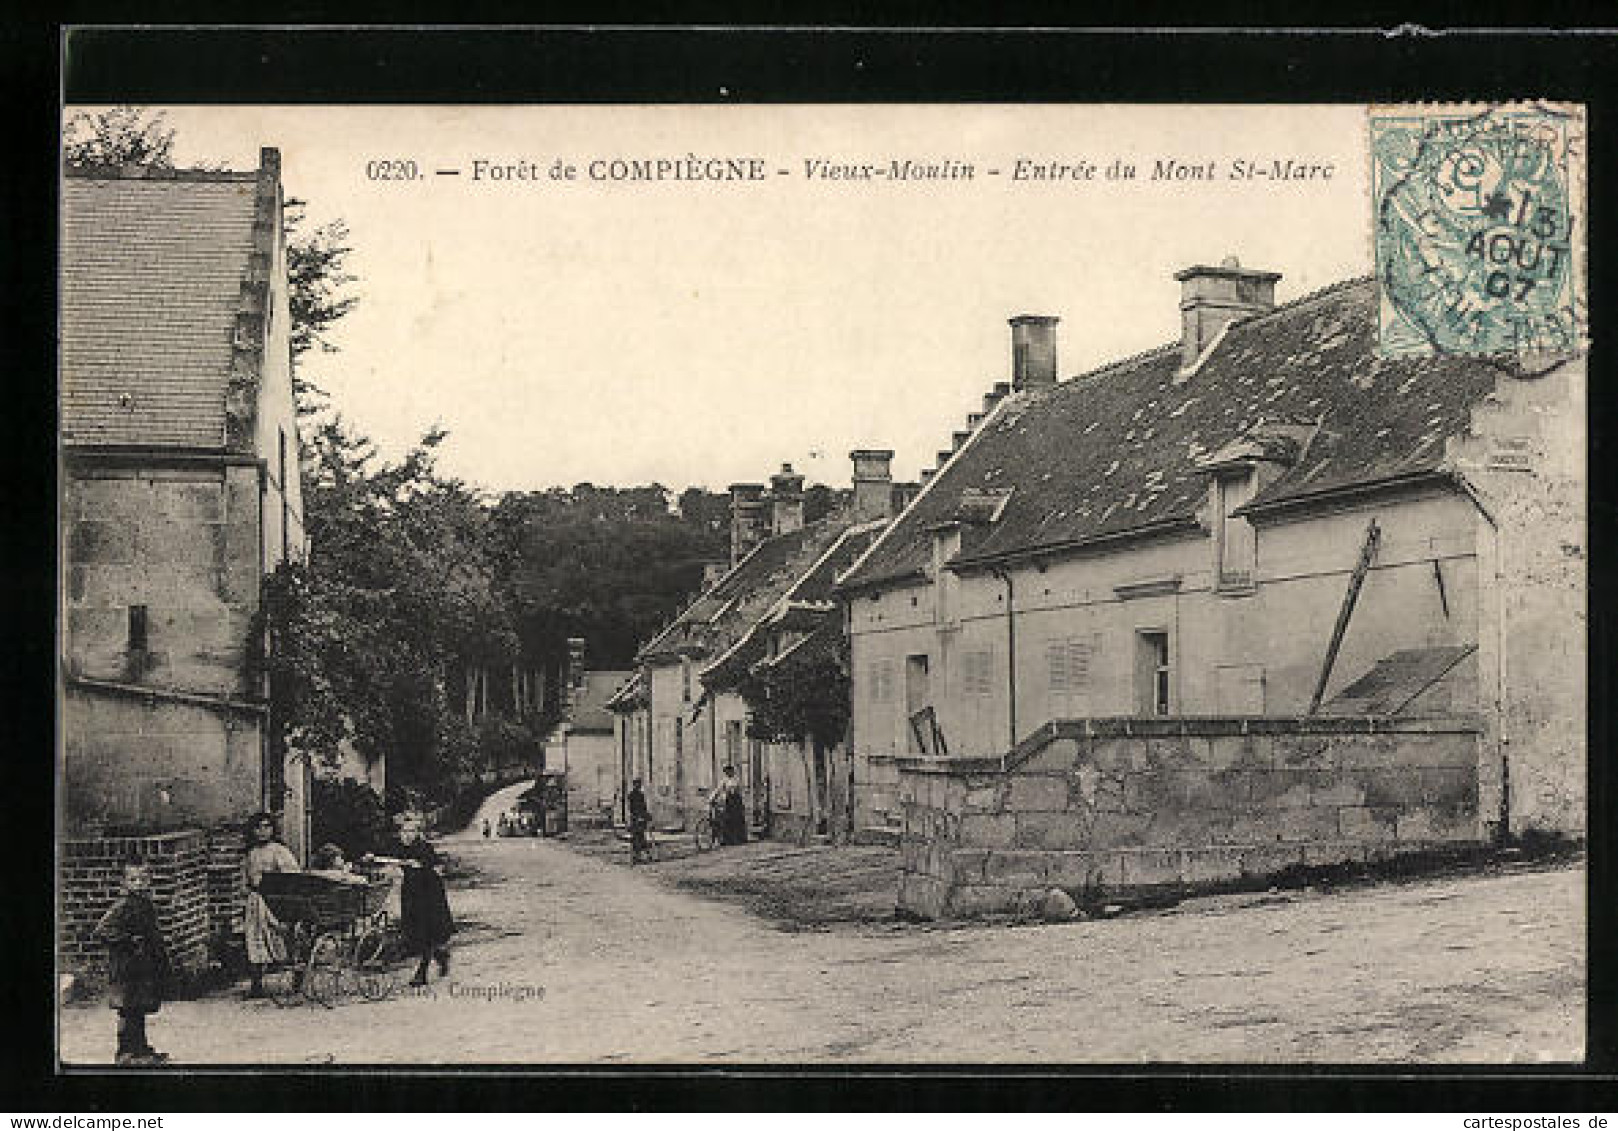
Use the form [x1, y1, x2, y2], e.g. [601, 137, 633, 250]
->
[566, 637, 587, 710]
[1175, 256, 1281, 369]
[728, 482, 766, 565]
[1010, 315, 1059, 391]
[768, 463, 805, 535]
[850, 449, 896, 522]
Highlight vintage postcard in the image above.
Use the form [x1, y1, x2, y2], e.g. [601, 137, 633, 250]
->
[57, 101, 1586, 1068]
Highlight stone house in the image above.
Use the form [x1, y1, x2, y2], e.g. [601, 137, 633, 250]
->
[548, 666, 634, 824]
[835, 261, 1584, 914]
[630, 457, 908, 838]
[60, 150, 309, 975]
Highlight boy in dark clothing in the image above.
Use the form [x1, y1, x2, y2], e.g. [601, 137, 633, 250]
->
[627, 778, 652, 863]
[93, 864, 171, 1066]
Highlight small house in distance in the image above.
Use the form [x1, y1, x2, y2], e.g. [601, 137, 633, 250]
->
[836, 260, 1584, 917]
[551, 663, 635, 826]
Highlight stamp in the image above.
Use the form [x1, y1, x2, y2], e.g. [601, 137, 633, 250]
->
[1371, 103, 1585, 363]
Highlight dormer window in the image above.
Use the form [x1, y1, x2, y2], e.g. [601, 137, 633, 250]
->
[1213, 468, 1257, 591]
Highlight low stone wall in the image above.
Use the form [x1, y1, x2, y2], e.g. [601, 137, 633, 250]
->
[896, 716, 1485, 919]
[853, 753, 903, 842]
[60, 830, 212, 986]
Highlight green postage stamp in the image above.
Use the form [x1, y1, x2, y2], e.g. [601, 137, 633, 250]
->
[1371, 103, 1586, 361]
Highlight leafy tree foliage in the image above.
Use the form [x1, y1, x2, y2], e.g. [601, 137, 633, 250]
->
[284, 200, 358, 411]
[63, 106, 177, 168]
[263, 422, 531, 804]
[736, 633, 852, 755]
[488, 484, 729, 687]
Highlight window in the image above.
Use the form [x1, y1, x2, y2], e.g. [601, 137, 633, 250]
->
[681, 657, 692, 702]
[1214, 471, 1257, 590]
[1135, 631, 1172, 716]
[1047, 638, 1094, 692]
[870, 659, 896, 703]
[725, 720, 744, 768]
[127, 605, 149, 653]
[961, 649, 994, 697]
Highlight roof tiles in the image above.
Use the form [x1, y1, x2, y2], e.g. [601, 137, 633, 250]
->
[61, 173, 261, 449]
[842, 279, 1504, 589]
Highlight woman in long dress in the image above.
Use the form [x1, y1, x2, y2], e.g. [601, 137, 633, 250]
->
[241, 812, 299, 999]
[389, 814, 455, 986]
[716, 764, 748, 846]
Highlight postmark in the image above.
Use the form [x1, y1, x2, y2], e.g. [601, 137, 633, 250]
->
[1371, 103, 1585, 364]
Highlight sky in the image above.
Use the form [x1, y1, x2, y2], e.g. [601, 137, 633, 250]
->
[116, 104, 1370, 495]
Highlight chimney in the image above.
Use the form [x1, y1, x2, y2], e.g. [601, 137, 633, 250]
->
[1175, 256, 1281, 369]
[769, 463, 805, 535]
[1010, 315, 1060, 391]
[850, 449, 896, 522]
[728, 482, 766, 565]
[566, 637, 587, 709]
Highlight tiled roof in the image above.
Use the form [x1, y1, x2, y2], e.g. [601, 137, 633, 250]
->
[61, 169, 262, 449]
[638, 519, 841, 662]
[700, 520, 882, 689]
[569, 670, 634, 733]
[841, 279, 1505, 589]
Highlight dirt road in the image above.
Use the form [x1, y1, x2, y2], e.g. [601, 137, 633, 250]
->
[58, 783, 1584, 1065]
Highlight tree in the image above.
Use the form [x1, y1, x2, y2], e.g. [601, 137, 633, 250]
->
[736, 630, 851, 844]
[62, 106, 177, 168]
[263, 419, 535, 808]
[284, 200, 359, 413]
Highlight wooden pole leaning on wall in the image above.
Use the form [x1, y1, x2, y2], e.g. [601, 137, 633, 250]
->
[1308, 517, 1382, 715]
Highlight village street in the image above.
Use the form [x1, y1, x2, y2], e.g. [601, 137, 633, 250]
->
[60, 783, 1583, 1066]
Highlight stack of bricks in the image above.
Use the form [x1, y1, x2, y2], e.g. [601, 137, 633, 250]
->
[60, 830, 211, 985]
[205, 824, 246, 947]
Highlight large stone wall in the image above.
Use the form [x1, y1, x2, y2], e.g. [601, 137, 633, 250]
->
[62, 462, 268, 835]
[896, 715, 1484, 919]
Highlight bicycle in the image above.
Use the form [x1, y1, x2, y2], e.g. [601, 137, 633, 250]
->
[692, 804, 722, 853]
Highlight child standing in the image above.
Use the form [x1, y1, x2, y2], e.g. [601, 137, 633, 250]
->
[241, 811, 300, 999]
[93, 863, 171, 1066]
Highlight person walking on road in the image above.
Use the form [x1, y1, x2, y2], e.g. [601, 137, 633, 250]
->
[387, 813, 456, 987]
[627, 777, 652, 863]
[94, 863, 172, 1066]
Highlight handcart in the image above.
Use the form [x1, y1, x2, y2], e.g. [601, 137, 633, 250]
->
[257, 870, 397, 1008]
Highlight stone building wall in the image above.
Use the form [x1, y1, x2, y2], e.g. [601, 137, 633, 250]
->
[61, 462, 268, 835]
[896, 715, 1484, 919]
[60, 830, 211, 986]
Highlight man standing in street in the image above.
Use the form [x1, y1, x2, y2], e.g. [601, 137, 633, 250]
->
[628, 777, 653, 863]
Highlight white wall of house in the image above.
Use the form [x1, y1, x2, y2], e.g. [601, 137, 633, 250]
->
[849, 485, 1484, 827]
